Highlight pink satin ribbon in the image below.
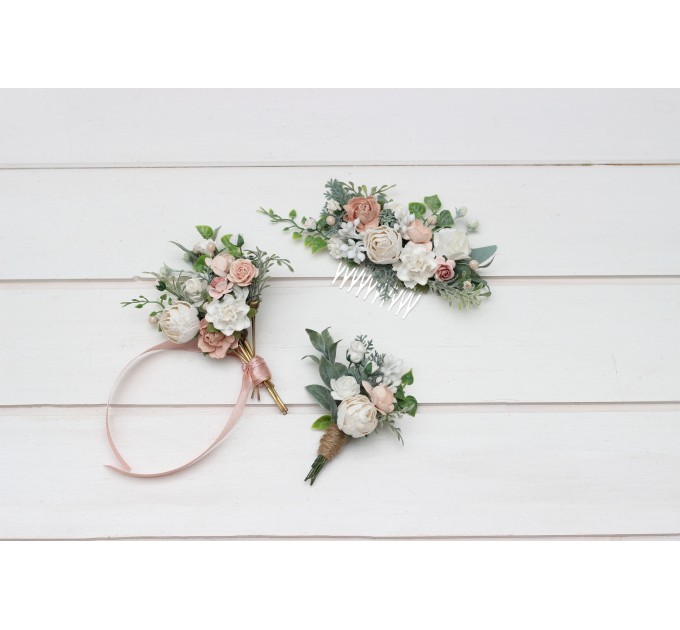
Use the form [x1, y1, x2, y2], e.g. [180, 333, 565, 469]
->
[105, 339, 272, 478]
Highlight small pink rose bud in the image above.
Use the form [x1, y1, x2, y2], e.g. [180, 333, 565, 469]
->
[326, 215, 336, 226]
[206, 241, 216, 253]
[426, 215, 438, 227]
[148, 315, 159, 325]
[469, 259, 479, 271]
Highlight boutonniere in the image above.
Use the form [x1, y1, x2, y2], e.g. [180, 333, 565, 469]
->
[260, 180, 497, 317]
[107, 226, 293, 477]
[302, 328, 418, 485]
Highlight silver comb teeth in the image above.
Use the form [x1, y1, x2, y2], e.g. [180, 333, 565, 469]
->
[331, 262, 422, 319]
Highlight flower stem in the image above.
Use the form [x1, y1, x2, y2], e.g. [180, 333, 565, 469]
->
[304, 455, 327, 485]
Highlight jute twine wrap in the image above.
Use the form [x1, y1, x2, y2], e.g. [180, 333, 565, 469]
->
[318, 423, 349, 460]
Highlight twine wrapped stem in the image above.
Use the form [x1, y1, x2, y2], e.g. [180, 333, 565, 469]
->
[304, 422, 348, 484]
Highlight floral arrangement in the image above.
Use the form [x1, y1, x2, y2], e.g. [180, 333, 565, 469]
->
[302, 328, 418, 485]
[121, 225, 293, 411]
[260, 180, 497, 310]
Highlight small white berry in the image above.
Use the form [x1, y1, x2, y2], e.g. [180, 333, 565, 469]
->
[326, 215, 336, 226]
[468, 219, 479, 231]
[206, 241, 216, 253]
[457, 206, 468, 217]
[148, 315, 159, 325]
[469, 260, 479, 271]
[463, 280, 473, 290]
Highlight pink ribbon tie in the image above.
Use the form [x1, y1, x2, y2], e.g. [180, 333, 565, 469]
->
[105, 341, 271, 478]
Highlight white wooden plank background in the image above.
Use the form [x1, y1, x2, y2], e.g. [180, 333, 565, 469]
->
[1, 89, 679, 540]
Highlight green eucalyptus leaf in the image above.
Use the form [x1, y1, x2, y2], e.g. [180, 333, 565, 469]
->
[305, 384, 338, 420]
[319, 356, 345, 387]
[424, 195, 441, 210]
[470, 245, 497, 268]
[408, 202, 427, 219]
[401, 395, 418, 417]
[194, 254, 207, 272]
[401, 369, 414, 385]
[437, 210, 455, 228]
[302, 354, 320, 365]
[305, 329, 325, 354]
[235, 234, 245, 247]
[195, 225, 213, 239]
[311, 415, 332, 431]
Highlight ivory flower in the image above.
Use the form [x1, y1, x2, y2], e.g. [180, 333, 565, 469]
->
[327, 236, 344, 260]
[364, 226, 402, 265]
[362, 381, 395, 414]
[433, 229, 471, 260]
[392, 242, 437, 289]
[347, 340, 366, 363]
[193, 239, 216, 254]
[343, 196, 381, 232]
[227, 258, 259, 287]
[204, 288, 251, 335]
[183, 277, 207, 303]
[379, 354, 404, 387]
[159, 301, 200, 344]
[326, 199, 341, 212]
[330, 375, 360, 401]
[337, 395, 379, 438]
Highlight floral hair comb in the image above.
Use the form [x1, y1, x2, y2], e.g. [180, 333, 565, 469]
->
[260, 180, 497, 318]
[106, 226, 292, 477]
[302, 328, 418, 485]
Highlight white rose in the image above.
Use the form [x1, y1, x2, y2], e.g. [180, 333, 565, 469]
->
[392, 242, 437, 289]
[326, 199, 341, 212]
[378, 354, 404, 387]
[364, 226, 402, 265]
[302, 217, 317, 230]
[183, 277, 207, 303]
[433, 228, 471, 260]
[193, 239, 216, 254]
[347, 340, 366, 363]
[330, 375, 360, 401]
[327, 236, 344, 260]
[159, 301, 200, 344]
[204, 288, 251, 335]
[337, 395, 379, 438]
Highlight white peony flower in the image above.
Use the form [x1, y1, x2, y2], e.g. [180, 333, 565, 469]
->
[159, 301, 200, 344]
[326, 199, 341, 212]
[347, 340, 366, 363]
[364, 226, 402, 265]
[301, 217, 317, 230]
[392, 205, 415, 238]
[330, 375, 360, 401]
[327, 236, 345, 260]
[337, 395, 379, 438]
[183, 277, 207, 303]
[392, 242, 437, 289]
[204, 287, 251, 335]
[433, 228, 471, 260]
[340, 239, 366, 263]
[337, 219, 364, 241]
[378, 354, 405, 387]
[193, 239, 216, 254]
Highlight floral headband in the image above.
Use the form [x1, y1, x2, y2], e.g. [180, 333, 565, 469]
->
[302, 328, 417, 485]
[106, 226, 292, 477]
[260, 180, 497, 317]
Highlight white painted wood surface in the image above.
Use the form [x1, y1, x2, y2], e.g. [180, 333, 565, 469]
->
[1, 89, 679, 540]
[1, 90, 679, 166]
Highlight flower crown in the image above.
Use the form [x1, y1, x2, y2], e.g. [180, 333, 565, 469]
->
[107, 227, 292, 478]
[302, 328, 418, 485]
[261, 180, 497, 313]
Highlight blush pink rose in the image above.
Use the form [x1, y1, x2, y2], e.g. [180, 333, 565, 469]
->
[206, 253, 235, 277]
[362, 381, 395, 414]
[197, 318, 238, 359]
[405, 219, 433, 245]
[343, 196, 381, 232]
[208, 276, 233, 299]
[227, 258, 259, 287]
[434, 256, 455, 281]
